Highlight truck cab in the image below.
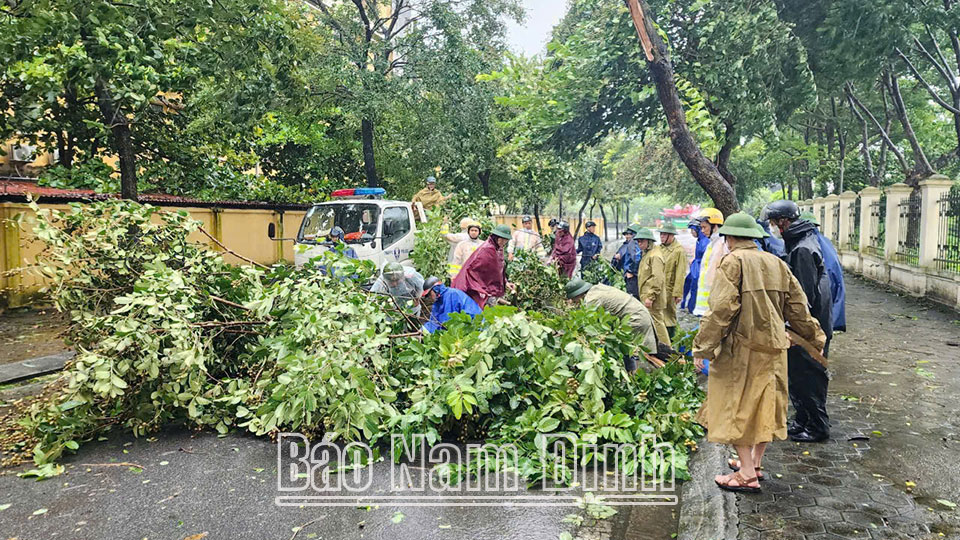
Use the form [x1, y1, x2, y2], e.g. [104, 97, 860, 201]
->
[293, 188, 426, 268]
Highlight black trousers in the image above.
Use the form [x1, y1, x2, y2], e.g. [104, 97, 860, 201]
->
[625, 275, 639, 299]
[787, 338, 831, 437]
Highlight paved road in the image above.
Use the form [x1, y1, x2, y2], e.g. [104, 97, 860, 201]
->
[733, 274, 960, 539]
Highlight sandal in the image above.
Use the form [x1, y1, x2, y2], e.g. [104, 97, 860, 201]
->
[715, 470, 762, 494]
[727, 459, 766, 481]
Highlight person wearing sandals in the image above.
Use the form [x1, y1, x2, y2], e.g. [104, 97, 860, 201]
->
[692, 213, 826, 493]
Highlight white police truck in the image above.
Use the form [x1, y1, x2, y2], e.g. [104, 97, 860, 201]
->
[293, 188, 427, 268]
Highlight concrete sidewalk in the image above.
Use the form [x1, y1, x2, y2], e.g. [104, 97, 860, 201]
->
[729, 275, 960, 539]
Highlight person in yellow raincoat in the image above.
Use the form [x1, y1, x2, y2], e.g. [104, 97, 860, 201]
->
[634, 228, 669, 346]
[692, 213, 826, 494]
[411, 176, 449, 219]
[656, 222, 688, 339]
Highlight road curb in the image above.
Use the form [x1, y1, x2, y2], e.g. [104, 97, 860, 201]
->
[0, 351, 74, 385]
[677, 440, 738, 540]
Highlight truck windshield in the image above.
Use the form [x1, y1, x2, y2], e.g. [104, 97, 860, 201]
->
[298, 203, 381, 244]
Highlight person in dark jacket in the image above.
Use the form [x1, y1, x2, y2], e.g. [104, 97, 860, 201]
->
[767, 200, 833, 443]
[577, 220, 603, 271]
[612, 227, 642, 299]
[682, 219, 708, 313]
[799, 212, 846, 332]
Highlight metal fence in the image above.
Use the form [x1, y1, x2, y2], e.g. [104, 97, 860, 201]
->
[819, 206, 826, 230]
[936, 186, 960, 273]
[866, 194, 886, 256]
[894, 190, 921, 265]
[831, 203, 840, 244]
[848, 198, 860, 251]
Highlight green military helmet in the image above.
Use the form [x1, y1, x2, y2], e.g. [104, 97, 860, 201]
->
[383, 261, 404, 278]
[657, 222, 679, 235]
[717, 212, 765, 239]
[633, 227, 657, 241]
[564, 278, 593, 299]
[754, 220, 771, 238]
[490, 224, 512, 240]
[801, 211, 820, 226]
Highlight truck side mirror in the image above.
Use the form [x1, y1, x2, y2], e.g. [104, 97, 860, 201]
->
[267, 223, 276, 239]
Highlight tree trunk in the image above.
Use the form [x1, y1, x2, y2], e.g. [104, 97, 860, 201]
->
[599, 203, 608, 242]
[846, 91, 876, 185]
[615, 203, 620, 237]
[885, 70, 934, 185]
[716, 119, 737, 186]
[56, 131, 74, 169]
[361, 117, 379, 187]
[478, 169, 491, 197]
[574, 188, 593, 238]
[624, 0, 738, 216]
[94, 79, 137, 200]
[533, 200, 542, 235]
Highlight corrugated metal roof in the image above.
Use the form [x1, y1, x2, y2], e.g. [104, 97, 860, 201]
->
[0, 178, 312, 210]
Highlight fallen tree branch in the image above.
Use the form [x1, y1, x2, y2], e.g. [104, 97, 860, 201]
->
[198, 226, 269, 269]
[209, 295, 251, 312]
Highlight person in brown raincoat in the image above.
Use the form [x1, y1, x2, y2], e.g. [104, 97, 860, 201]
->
[411, 176, 450, 219]
[692, 213, 826, 494]
[634, 228, 669, 346]
[655, 222, 688, 340]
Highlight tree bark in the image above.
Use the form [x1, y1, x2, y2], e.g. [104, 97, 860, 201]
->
[574, 187, 593, 238]
[846, 91, 876, 185]
[715, 119, 737, 186]
[533, 200, 542, 235]
[599, 203, 608, 242]
[884, 69, 934, 185]
[94, 79, 137, 200]
[478, 169, 491, 197]
[361, 117, 378, 187]
[624, 0, 738, 216]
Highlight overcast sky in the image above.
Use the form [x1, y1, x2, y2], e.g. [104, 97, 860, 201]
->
[504, 0, 568, 57]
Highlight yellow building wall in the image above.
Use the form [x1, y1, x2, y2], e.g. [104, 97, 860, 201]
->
[494, 214, 604, 235]
[0, 201, 308, 308]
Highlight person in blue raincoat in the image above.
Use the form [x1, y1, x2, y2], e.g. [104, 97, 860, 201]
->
[682, 219, 709, 313]
[577, 220, 603, 271]
[421, 276, 482, 333]
[612, 227, 642, 298]
[756, 219, 785, 257]
[800, 212, 846, 332]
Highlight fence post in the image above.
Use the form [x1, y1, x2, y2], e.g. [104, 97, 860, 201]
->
[838, 191, 857, 251]
[812, 197, 825, 227]
[859, 187, 880, 253]
[918, 174, 954, 268]
[822, 194, 839, 243]
[885, 183, 912, 261]
[802, 199, 813, 215]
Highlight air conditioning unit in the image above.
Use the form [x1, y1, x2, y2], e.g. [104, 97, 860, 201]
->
[11, 144, 36, 162]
